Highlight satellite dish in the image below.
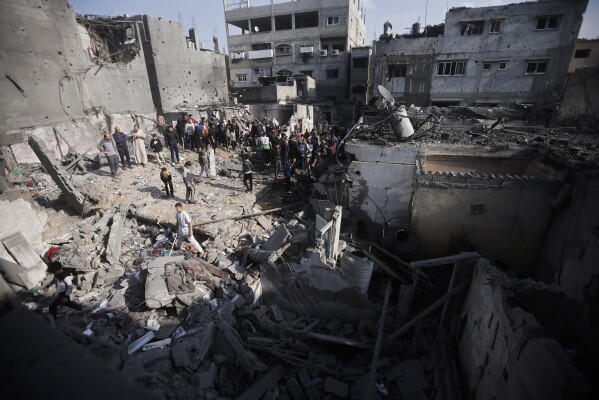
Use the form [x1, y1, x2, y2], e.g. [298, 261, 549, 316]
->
[378, 85, 395, 106]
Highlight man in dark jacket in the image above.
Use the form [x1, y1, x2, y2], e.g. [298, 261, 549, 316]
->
[113, 126, 132, 169]
[242, 157, 253, 192]
[165, 125, 180, 164]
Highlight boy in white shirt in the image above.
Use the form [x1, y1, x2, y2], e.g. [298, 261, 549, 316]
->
[175, 203, 206, 258]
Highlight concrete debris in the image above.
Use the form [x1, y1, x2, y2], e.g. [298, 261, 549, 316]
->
[1, 232, 47, 289]
[27, 136, 93, 216]
[3, 74, 596, 400]
[105, 212, 124, 265]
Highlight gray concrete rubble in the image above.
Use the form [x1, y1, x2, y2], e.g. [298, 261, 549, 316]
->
[27, 136, 93, 216]
[1, 6, 598, 394]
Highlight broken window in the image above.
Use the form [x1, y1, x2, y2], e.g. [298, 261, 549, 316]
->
[437, 61, 466, 76]
[77, 16, 140, 64]
[326, 69, 339, 79]
[327, 16, 340, 26]
[526, 61, 548, 74]
[489, 19, 502, 34]
[274, 14, 292, 31]
[236, 74, 247, 82]
[574, 49, 591, 58]
[353, 57, 369, 68]
[460, 21, 484, 36]
[250, 16, 272, 33]
[482, 63, 491, 71]
[536, 15, 561, 30]
[295, 11, 319, 29]
[276, 44, 292, 55]
[388, 64, 407, 79]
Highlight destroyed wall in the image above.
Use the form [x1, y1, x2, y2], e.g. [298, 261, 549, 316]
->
[371, 37, 441, 106]
[236, 85, 298, 104]
[430, 0, 586, 107]
[345, 143, 422, 241]
[456, 259, 592, 399]
[411, 172, 560, 275]
[535, 174, 599, 300]
[137, 15, 229, 114]
[0, 0, 155, 133]
[559, 66, 599, 119]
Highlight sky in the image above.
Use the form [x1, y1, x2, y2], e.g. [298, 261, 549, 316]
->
[69, 0, 599, 52]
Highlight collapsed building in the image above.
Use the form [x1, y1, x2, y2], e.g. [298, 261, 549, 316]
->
[0, 0, 598, 400]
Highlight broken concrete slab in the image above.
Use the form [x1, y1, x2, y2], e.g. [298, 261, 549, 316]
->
[28, 136, 92, 216]
[145, 256, 185, 309]
[106, 213, 124, 265]
[262, 225, 291, 251]
[2, 232, 47, 289]
[192, 362, 217, 389]
[256, 215, 272, 230]
[0, 199, 47, 254]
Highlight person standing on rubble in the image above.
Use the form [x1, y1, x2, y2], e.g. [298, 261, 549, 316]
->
[198, 145, 209, 178]
[185, 117, 195, 152]
[130, 124, 148, 167]
[182, 161, 196, 204]
[174, 203, 206, 257]
[260, 133, 271, 166]
[113, 126, 132, 169]
[160, 167, 174, 198]
[176, 112, 187, 151]
[150, 133, 165, 165]
[242, 156, 253, 192]
[284, 158, 294, 193]
[44, 261, 82, 319]
[165, 125, 180, 165]
[97, 132, 120, 177]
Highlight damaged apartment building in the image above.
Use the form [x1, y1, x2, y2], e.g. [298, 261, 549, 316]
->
[367, 0, 588, 111]
[1, 0, 599, 400]
[225, 0, 367, 126]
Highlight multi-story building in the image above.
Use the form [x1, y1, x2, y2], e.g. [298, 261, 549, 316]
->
[367, 0, 588, 108]
[224, 0, 366, 102]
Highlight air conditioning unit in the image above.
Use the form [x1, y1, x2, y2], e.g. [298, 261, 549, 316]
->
[320, 49, 328, 57]
[330, 49, 340, 56]
[300, 46, 314, 54]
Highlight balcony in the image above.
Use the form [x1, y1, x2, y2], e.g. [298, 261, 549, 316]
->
[248, 49, 274, 60]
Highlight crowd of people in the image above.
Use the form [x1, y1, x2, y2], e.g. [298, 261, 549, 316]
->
[98, 112, 345, 198]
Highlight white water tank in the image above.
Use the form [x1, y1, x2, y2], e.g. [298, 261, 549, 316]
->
[340, 250, 373, 294]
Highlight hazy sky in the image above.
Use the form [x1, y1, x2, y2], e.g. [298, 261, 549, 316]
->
[69, 0, 599, 52]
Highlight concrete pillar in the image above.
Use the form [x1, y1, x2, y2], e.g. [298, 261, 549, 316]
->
[27, 136, 92, 216]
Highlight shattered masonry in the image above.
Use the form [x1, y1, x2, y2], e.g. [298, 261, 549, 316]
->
[0, 0, 598, 400]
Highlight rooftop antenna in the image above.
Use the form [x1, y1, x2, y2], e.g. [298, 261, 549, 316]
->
[177, 11, 183, 26]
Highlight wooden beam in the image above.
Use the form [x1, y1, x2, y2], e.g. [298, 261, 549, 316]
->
[386, 279, 470, 342]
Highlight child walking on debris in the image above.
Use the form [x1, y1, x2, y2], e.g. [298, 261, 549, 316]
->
[160, 167, 174, 198]
[43, 261, 82, 319]
[182, 161, 196, 204]
[175, 202, 206, 258]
